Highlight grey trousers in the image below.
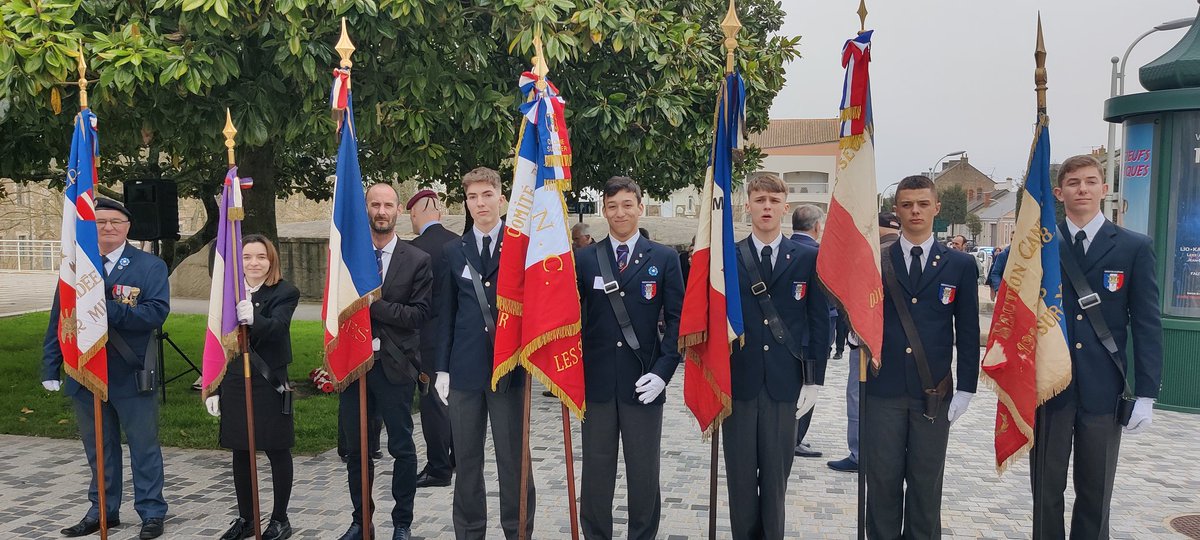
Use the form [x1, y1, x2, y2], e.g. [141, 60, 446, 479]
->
[1031, 399, 1123, 540]
[580, 399, 664, 540]
[722, 389, 797, 540]
[847, 348, 861, 462]
[448, 386, 535, 540]
[863, 393, 951, 540]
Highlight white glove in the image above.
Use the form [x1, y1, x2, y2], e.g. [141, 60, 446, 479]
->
[795, 384, 820, 418]
[236, 299, 254, 325]
[634, 373, 667, 404]
[42, 380, 61, 392]
[1123, 397, 1155, 435]
[947, 390, 974, 425]
[435, 372, 450, 406]
[205, 395, 220, 417]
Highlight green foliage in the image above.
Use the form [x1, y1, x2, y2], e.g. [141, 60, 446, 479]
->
[0, 0, 798, 267]
[0, 312, 341, 454]
[938, 184, 967, 226]
[966, 212, 981, 240]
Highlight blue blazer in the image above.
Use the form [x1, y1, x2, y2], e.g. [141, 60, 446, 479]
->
[731, 236, 831, 402]
[435, 231, 526, 392]
[988, 248, 1009, 292]
[43, 243, 171, 399]
[576, 236, 684, 404]
[1052, 220, 1163, 415]
[869, 240, 980, 400]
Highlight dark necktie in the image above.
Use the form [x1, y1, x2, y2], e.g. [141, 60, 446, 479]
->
[616, 244, 630, 272]
[481, 235, 492, 270]
[760, 245, 773, 283]
[1072, 230, 1087, 263]
[375, 248, 384, 279]
[909, 245, 924, 285]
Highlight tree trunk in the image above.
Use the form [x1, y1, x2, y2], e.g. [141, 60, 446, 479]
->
[240, 143, 279, 244]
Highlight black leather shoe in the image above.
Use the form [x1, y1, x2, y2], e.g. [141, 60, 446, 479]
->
[219, 518, 255, 540]
[61, 517, 120, 537]
[827, 456, 859, 472]
[794, 442, 823, 458]
[263, 518, 292, 540]
[392, 526, 411, 540]
[337, 523, 373, 540]
[371, 450, 384, 459]
[139, 517, 165, 539]
[415, 470, 452, 488]
[832, 351, 844, 360]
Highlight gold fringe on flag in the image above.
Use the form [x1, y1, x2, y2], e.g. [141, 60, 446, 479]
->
[321, 285, 381, 391]
[490, 321, 585, 419]
[496, 296, 524, 317]
[839, 106, 862, 121]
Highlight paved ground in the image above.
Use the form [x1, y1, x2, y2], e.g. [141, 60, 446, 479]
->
[1, 353, 1197, 539]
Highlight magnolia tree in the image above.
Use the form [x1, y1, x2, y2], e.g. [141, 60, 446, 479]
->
[1, 0, 798, 269]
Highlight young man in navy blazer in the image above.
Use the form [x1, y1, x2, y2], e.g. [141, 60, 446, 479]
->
[433, 167, 534, 540]
[42, 198, 171, 539]
[575, 176, 684, 540]
[865, 175, 979, 539]
[725, 174, 830, 540]
[1032, 155, 1163, 539]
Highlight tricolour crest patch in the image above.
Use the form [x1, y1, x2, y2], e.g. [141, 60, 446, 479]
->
[793, 281, 807, 301]
[939, 284, 957, 305]
[641, 281, 657, 300]
[1104, 270, 1125, 292]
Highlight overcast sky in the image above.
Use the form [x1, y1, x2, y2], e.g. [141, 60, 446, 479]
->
[769, 0, 1198, 188]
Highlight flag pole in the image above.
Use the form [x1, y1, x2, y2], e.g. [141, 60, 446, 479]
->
[560, 403, 580, 540]
[332, 18, 373, 540]
[853, 5, 871, 539]
[1031, 15, 1048, 537]
[74, 44, 110, 540]
[223, 110, 263, 540]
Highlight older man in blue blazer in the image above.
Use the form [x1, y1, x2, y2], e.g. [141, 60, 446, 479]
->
[789, 204, 835, 460]
[1033, 155, 1163, 539]
[42, 198, 170, 539]
[575, 176, 684, 540]
[725, 174, 830, 540]
[865, 176, 979, 539]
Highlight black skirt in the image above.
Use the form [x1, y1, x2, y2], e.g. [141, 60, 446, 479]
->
[218, 366, 294, 451]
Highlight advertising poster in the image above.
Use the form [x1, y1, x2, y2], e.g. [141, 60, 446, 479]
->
[1167, 111, 1200, 317]
[1121, 120, 1154, 235]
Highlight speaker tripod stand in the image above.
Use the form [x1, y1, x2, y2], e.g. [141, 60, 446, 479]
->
[147, 238, 200, 403]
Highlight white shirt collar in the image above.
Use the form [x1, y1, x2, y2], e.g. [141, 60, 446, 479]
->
[377, 235, 398, 256]
[898, 233, 936, 267]
[102, 244, 125, 272]
[1065, 212, 1106, 243]
[419, 220, 441, 235]
[750, 232, 783, 254]
[610, 230, 641, 257]
[473, 222, 502, 254]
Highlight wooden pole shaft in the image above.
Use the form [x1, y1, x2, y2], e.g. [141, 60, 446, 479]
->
[560, 404, 580, 540]
[709, 425, 719, 540]
[240, 327, 262, 540]
[360, 371, 372, 540]
[517, 372, 533, 540]
[93, 394, 108, 540]
[857, 353, 868, 540]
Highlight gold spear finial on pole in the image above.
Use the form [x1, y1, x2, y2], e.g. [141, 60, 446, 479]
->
[720, 0, 742, 74]
[857, 0, 869, 34]
[532, 32, 549, 91]
[1034, 13, 1048, 115]
[223, 108, 237, 168]
[335, 17, 355, 69]
[76, 41, 89, 109]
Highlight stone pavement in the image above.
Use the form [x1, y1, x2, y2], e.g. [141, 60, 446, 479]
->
[1, 355, 1197, 539]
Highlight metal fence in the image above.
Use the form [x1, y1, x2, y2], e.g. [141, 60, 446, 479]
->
[0, 239, 61, 272]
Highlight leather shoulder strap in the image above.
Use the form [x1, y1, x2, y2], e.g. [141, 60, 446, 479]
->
[737, 240, 806, 363]
[881, 257, 936, 393]
[595, 245, 650, 372]
[463, 258, 495, 334]
[1059, 240, 1134, 397]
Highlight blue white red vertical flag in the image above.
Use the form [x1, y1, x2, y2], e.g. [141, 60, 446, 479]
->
[679, 71, 746, 436]
[491, 71, 585, 418]
[816, 30, 885, 367]
[56, 108, 109, 401]
[201, 167, 253, 399]
[981, 115, 1071, 473]
[321, 79, 382, 390]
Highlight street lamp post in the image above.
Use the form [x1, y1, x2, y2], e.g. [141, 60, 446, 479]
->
[878, 180, 901, 212]
[929, 150, 967, 181]
[1106, 16, 1194, 221]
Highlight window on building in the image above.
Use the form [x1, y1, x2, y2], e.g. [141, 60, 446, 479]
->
[782, 171, 829, 194]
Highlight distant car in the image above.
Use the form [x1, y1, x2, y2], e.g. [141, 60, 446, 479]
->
[975, 246, 995, 256]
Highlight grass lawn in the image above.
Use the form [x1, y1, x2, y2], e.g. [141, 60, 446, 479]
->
[0, 312, 343, 454]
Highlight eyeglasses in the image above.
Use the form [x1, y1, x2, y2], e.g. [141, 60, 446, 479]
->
[95, 219, 130, 228]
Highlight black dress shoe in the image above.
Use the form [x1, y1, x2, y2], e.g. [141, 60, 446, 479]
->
[392, 526, 411, 540]
[832, 351, 844, 360]
[415, 470, 452, 488]
[827, 456, 859, 472]
[61, 517, 120, 537]
[219, 517, 255, 540]
[794, 442, 823, 458]
[337, 523, 373, 540]
[139, 517, 165, 539]
[263, 518, 292, 540]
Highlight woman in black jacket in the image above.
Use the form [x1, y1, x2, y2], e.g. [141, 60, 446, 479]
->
[206, 234, 300, 540]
